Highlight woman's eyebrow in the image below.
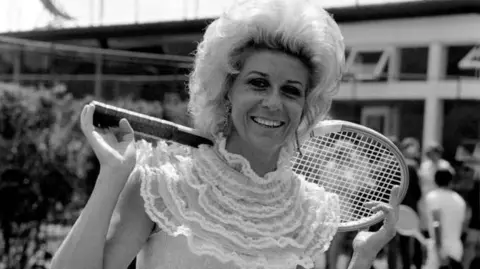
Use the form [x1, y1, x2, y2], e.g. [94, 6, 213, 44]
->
[247, 71, 304, 87]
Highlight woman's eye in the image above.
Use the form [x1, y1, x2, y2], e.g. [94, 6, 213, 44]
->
[249, 78, 269, 88]
[282, 86, 302, 97]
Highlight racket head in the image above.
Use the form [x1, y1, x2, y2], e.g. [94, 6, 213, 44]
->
[291, 120, 409, 232]
[395, 205, 421, 236]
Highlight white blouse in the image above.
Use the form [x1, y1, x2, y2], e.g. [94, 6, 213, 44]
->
[132, 136, 340, 269]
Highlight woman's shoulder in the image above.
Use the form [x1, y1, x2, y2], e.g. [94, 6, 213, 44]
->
[300, 177, 340, 207]
[297, 178, 340, 232]
[132, 139, 198, 238]
[129, 139, 199, 186]
[134, 139, 193, 169]
[289, 176, 341, 265]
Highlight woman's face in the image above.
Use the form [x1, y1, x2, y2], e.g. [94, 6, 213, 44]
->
[227, 50, 309, 153]
[404, 144, 419, 159]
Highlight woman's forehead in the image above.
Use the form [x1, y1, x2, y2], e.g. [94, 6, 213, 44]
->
[240, 50, 309, 83]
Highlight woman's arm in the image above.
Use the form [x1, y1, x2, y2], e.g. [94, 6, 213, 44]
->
[310, 249, 374, 269]
[50, 168, 154, 269]
[347, 251, 375, 269]
[346, 186, 401, 269]
[50, 104, 155, 269]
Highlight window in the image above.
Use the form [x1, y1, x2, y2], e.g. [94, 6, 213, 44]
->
[399, 47, 428, 81]
[446, 45, 480, 79]
[361, 106, 398, 137]
[458, 46, 480, 70]
[345, 48, 390, 81]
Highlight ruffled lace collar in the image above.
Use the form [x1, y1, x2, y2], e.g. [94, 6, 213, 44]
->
[136, 138, 339, 269]
[214, 134, 294, 183]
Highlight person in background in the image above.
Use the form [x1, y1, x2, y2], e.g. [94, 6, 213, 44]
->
[418, 143, 455, 195]
[425, 169, 466, 269]
[462, 164, 480, 269]
[397, 137, 423, 269]
[417, 143, 455, 243]
[385, 137, 422, 269]
[401, 137, 421, 168]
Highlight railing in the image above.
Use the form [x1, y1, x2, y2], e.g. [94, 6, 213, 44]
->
[0, 36, 193, 100]
[1, 35, 479, 102]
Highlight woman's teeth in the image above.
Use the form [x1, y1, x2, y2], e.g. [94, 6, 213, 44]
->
[251, 117, 284, 128]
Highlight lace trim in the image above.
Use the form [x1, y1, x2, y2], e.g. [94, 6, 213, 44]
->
[215, 134, 294, 185]
[196, 148, 295, 204]
[136, 139, 340, 269]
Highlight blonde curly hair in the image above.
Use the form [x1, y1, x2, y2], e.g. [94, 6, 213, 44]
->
[188, 0, 345, 141]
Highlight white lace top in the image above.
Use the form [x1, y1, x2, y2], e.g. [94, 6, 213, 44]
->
[132, 137, 340, 269]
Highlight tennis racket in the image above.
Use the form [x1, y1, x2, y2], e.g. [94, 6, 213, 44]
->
[90, 101, 409, 232]
[396, 205, 428, 245]
[396, 205, 439, 269]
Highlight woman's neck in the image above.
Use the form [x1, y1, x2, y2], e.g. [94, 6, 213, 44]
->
[225, 133, 280, 177]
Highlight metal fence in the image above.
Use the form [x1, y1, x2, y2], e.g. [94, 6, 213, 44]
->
[0, 35, 193, 100]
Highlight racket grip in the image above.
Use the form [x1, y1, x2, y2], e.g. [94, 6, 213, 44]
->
[91, 101, 214, 147]
[414, 232, 428, 246]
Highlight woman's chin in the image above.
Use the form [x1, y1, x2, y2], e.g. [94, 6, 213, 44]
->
[247, 136, 285, 154]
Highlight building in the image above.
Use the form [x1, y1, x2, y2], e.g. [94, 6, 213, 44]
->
[1, 0, 480, 160]
[331, 0, 480, 161]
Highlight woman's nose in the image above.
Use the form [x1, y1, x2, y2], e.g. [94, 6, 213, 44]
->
[261, 88, 282, 110]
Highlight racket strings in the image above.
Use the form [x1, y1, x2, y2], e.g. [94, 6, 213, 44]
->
[292, 131, 402, 223]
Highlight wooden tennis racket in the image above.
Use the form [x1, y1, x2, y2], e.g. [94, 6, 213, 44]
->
[396, 205, 428, 244]
[396, 205, 441, 269]
[91, 101, 409, 232]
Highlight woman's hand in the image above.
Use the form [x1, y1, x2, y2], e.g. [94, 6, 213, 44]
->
[80, 103, 137, 177]
[351, 186, 401, 260]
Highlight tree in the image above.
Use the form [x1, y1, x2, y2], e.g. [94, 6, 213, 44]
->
[0, 83, 166, 268]
[0, 85, 88, 268]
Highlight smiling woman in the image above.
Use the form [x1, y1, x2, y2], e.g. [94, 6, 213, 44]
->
[50, 0, 400, 269]
[226, 50, 309, 175]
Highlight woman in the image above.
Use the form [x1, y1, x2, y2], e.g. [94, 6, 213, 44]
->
[51, 0, 399, 268]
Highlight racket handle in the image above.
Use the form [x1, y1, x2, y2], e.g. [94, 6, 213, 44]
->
[413, 231, 428, 246]
[91, 101, 214, 147]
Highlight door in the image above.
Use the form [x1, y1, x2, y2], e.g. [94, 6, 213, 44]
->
[361, 106, 399, 138]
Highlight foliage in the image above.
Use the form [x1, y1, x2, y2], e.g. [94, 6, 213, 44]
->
[0, 83, 166, 268]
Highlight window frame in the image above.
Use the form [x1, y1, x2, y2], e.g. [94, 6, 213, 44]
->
[458, 45, 480, 70]
[345, 47, 392, 80]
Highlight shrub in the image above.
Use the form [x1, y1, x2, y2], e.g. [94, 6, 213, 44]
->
[0, 83, 169, 268]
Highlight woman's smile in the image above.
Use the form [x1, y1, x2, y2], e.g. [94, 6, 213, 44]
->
[250, 116, 286, 128]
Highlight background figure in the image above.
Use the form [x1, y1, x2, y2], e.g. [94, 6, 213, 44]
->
[462, 165, 480, 269]
[425, 169, 466, 269]
[384, 136, 408, 269]
[401, 137, 421, 168]
[419, 143, 455, 194]
[398, 137, 423, 269]
[418, 143, 454, 240]
[385, 137, 423, 269]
